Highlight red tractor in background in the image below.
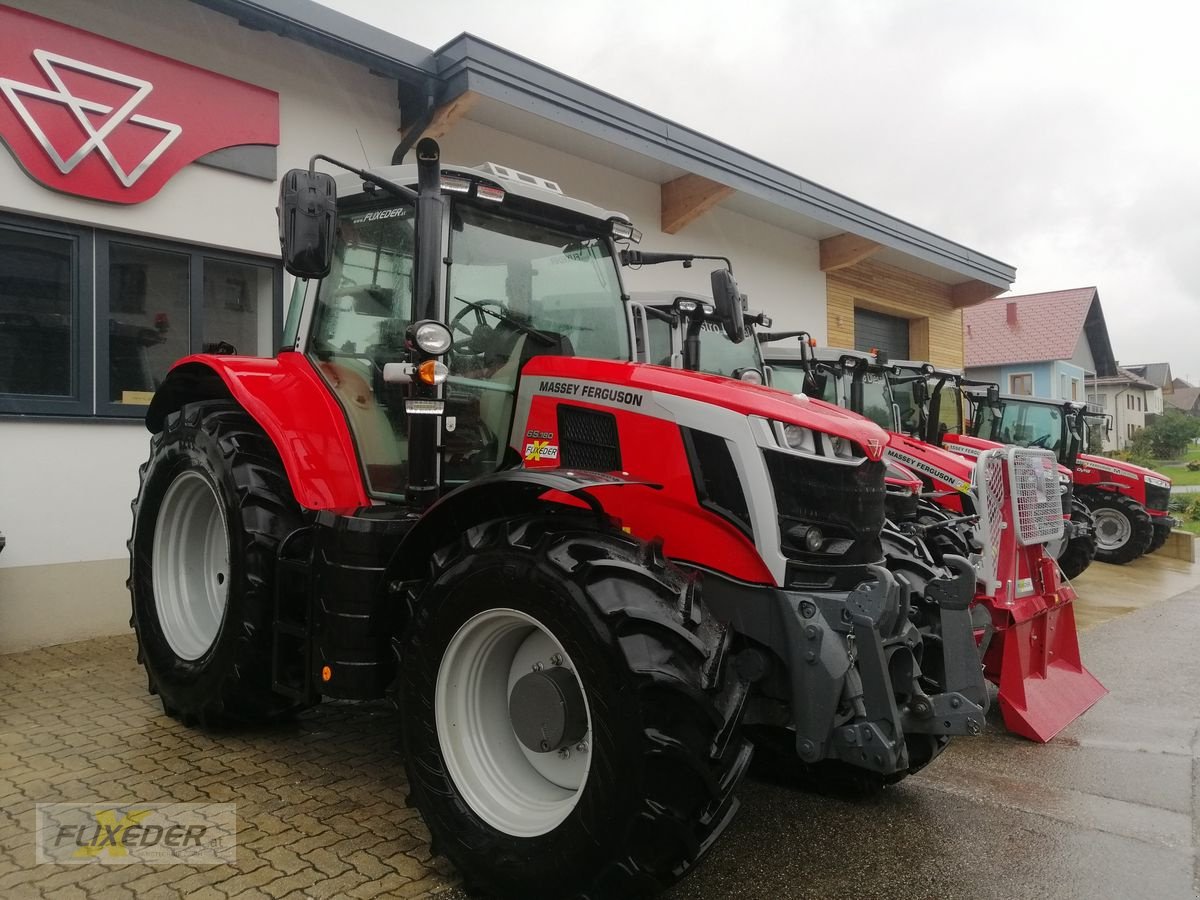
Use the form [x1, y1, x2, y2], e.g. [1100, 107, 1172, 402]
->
[930, 381, 1174, 565]
[128, 140, 989, 899]
[761, 339, 1106, 742]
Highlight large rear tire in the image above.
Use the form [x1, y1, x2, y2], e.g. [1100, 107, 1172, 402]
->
[1084, 492, 1153, 565]
[128, 401, 305, 726]
[399, 513, 751, 899]
[1057, 498, 1097, 579]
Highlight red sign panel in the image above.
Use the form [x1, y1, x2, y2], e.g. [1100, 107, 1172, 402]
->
[0, 6, 279, 204]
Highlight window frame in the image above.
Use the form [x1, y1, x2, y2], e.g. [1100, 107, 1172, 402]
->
[95, 232, 283, 419]
[0, 214, 94, 417]
[1009, 372, 1034, 396]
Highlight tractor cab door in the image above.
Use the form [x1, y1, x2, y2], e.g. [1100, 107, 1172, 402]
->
[306, 200, 417, 499]
[442, 203, 630, 487]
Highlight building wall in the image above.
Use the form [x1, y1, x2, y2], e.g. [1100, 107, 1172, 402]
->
[0, 0, 405, 652]
[1086, 383, 1151, 451]
[825, 260, 964, 367]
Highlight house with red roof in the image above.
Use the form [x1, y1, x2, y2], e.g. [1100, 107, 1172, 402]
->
[963, 287, 1117, 403]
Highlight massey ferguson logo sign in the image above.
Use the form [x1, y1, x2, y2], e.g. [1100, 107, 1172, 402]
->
[0, 7, 279, 204]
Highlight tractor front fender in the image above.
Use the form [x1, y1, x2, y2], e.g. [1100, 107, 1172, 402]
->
[146, 352, 369, 510]
[387, 469, 661, 582]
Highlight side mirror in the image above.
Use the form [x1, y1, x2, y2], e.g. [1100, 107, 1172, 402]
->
[711, 269, 746, 344]
[911, 378, 928, 406]
[986, 383, 1000, 408]
[278, 168, 337, 279]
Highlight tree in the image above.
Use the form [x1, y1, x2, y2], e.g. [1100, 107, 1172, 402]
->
[1130, 410, 1200, 460]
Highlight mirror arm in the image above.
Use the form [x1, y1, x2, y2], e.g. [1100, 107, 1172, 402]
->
[308, 153, 418, 202]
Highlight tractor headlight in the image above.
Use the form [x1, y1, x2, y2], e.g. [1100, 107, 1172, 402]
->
[779, 423, 816, 454]
[734, 367, 764, 385]
[411, 320, 453, 356]
[1059, 473, 1071, 495]
[1145, 474, 1172, 490]
[828, 435, 854, 459]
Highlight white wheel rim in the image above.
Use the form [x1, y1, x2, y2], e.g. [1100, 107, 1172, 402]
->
[1093, 508, 1131, 551]
[435, 608, 593, 837]
[151, 471, 230, 660]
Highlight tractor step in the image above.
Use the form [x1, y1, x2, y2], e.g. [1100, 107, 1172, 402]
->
[272, 525, 319, 705]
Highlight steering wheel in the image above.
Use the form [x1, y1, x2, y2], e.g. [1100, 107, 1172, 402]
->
[1028, 434, 1051, 448]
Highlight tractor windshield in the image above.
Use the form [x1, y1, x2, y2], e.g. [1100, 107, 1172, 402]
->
[766, 361, 809, 395]
[855, 371, 895, 430]
[976, 400, 1066, 458]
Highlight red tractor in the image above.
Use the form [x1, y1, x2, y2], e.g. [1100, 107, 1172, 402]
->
[944, 389, 1174, 565]
[128, 140, 988, 899]
[761, 340, 1106, 742]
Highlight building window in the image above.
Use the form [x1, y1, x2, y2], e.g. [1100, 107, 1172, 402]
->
[1137, 395, 1143, 411]
[0, 212, 280, 418]
[1072, 379, 1080, 400]
[1128, 423, 1136, 440]
[0, 219, 93, 416]
[1010, 373, 1033, 396]
[1087, 393, 1107, 411]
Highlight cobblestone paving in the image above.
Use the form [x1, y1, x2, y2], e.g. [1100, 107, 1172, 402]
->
[0, 635, 459, 899]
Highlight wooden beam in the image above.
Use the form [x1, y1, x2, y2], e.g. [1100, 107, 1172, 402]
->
[402, 90, 479, 142]
[660, 174, 734, 234]
[819, 233, 882, 271]
[951, 279, 1005, 308]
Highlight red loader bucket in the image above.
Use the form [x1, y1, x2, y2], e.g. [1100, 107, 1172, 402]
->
[981, 560, 1107, 742]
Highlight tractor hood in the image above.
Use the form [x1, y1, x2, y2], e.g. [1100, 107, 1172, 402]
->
[522, 357, 890, 461]
[882, 431, 975, 489]
[1076, 453, 1166, 485]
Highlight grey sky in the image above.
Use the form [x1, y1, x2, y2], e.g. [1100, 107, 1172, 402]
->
[319, 0, 1200, 382]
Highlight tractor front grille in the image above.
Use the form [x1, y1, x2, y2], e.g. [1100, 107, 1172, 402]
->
[764, 450, 885, 570]
[1145, 482, 1171, 513]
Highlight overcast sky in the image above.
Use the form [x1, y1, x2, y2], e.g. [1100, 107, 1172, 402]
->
[320, 0, 1200, 382]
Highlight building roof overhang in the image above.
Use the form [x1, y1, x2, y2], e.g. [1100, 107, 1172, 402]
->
[192, 0, 1016, 291]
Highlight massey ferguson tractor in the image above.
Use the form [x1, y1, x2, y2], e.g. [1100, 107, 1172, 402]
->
[761, 339, 1106, 742]
[937, 385, 1173, 564]
[127, 140, 989, 899]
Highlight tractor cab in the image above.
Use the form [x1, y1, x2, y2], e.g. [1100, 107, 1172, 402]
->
[962, 390, 1089, 471]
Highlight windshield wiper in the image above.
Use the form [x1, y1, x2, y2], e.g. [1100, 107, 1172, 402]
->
[454, 298, 557, 346]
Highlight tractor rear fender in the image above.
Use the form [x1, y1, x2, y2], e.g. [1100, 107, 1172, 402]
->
[146, 353, 369, 510]
[385, 468, 662, 584]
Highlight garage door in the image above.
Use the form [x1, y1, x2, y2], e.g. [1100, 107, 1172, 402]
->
[854, 308, 910, 358]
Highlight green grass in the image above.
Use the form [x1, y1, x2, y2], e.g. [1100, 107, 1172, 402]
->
[1180, 519, 1200, 535]
[1152, 465, 1200, 486]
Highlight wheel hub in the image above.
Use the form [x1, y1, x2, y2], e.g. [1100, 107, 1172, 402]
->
[1093, 508, 1131, 550]
[151, 471, 230, 661]
[509, 667, 589, 753]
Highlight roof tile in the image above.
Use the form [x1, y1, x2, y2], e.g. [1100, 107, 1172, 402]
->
[963, 287, 1098, 367]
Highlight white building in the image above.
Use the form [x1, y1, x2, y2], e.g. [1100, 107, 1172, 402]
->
[1086, 368, 1160, 452]
[0, 0, 1014, 651]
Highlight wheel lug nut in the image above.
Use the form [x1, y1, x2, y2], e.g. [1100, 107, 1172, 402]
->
[550, 653, 563, 667]
[558, 748, 571, 760]
[576, 741, 589, 753]
[531, 662, 543, 672]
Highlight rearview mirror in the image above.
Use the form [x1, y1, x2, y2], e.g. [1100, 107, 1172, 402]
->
[986, 384, 1000, 408]
[711, 269, 746, 344]
[278, 169, 337, 279]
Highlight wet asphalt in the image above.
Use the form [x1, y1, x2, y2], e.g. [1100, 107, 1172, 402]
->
[663, 580, 1200, 900]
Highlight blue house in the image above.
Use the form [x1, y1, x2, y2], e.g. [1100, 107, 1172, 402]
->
[963, 287, 1116, 402]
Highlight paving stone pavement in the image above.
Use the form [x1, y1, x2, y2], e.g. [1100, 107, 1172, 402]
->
[0, 634, 460, 899]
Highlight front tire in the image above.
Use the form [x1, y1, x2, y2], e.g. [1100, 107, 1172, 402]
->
[399, 513, 751, 899]
[1084, 492, 1153, 565]
[1146, 519, 1173, 554]
[1057, 498, 1097, 579]
[129, 401, 305, 726]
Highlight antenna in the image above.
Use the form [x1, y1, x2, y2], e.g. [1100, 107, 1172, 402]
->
[355, 129, 372, 168]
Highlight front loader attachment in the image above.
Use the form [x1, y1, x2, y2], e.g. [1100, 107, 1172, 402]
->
[982, 583, 1107, 742]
